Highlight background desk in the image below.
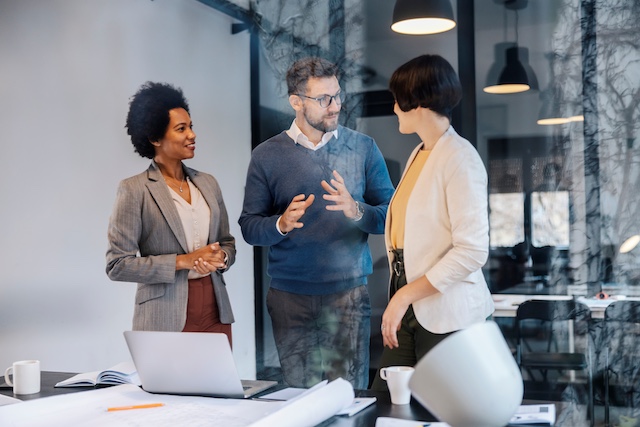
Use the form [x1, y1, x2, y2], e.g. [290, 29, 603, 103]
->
[492, 294, 640, 319]
[492, 294, 573, 318]
[1, 372, 437, 426]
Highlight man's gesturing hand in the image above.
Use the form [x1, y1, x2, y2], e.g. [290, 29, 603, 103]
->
[278, 194, 316, 233]
[321, 170, 358, 219]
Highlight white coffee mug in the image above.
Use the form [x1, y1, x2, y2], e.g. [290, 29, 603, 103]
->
[4, 360, 41, 395]
[380, 366, 414, 405]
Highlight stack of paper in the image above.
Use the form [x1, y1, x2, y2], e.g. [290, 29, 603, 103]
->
[508, 404, 555, 426]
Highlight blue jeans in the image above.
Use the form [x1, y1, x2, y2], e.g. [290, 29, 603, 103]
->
[267, 286, 371, 389]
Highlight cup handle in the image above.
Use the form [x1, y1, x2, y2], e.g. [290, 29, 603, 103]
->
[380, 368, 388, 380]
[4, 367, 13, 386]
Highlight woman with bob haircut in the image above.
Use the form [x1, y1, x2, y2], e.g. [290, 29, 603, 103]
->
[106, 82, 236, 344]
[372, 55, 494, 390]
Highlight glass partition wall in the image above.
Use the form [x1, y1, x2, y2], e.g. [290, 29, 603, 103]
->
[475, 1, 640, 423]
[476, 0, 640, 299]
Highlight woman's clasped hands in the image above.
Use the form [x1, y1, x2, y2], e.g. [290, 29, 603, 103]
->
[190, 242, 227, 274]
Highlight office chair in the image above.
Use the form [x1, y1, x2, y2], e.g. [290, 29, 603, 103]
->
[515, 299, 593, 426]
[604, 300, 640, 427]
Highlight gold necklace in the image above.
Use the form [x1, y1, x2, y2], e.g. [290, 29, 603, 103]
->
[165, 174, 186, 193]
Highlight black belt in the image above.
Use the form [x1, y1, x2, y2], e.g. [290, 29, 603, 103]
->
[391, 248, 404, 278]
[390, 248, 405, 296]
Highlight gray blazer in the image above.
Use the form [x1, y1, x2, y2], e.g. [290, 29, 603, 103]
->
[106, 161, 236, 330]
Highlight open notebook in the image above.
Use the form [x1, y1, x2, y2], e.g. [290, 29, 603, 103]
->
[123, 330, 277, 398]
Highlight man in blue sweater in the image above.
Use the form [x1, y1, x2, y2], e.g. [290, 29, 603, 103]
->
[239, 57, 394, 389]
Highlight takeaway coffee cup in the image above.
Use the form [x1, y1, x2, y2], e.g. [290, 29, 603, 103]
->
[380, 366, 414, 404]
[4, 360, 41, 395]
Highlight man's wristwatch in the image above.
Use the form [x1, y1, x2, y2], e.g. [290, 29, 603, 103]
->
[352, 201, 364, 222]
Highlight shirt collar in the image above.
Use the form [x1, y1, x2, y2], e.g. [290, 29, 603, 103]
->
[286, 120, 339, 151]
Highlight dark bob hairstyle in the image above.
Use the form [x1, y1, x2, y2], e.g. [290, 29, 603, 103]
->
[389, 54, 462, 120]
[125, 82, 190, 159]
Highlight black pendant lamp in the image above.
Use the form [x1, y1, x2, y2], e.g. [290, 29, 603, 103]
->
[484, 46, 537, 94]
[391, 0, 456, 35]
[483, 0, 538, 94]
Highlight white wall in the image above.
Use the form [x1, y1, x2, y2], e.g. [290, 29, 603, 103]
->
[0, 0, 256, 379]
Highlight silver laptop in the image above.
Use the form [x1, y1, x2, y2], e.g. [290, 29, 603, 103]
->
[123, 330, 277, 398]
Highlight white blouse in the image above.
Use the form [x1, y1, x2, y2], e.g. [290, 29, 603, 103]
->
[169, 177, 211, 279]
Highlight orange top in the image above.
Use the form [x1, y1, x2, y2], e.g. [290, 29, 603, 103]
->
[390, 149, 431, 249]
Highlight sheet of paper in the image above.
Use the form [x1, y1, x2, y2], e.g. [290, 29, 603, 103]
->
[0, 384, 283, 427]
[256, 379, 329, 402]
[375, 417, 450, 427]
[0, 394, 22, 407]
[0, 379, 356, 427]
[256, 387, 307, 401]
[248, 378, 353, 427]
[336, 397, 376, 416]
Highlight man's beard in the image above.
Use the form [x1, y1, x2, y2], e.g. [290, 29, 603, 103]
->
[304, 110, 339, 133]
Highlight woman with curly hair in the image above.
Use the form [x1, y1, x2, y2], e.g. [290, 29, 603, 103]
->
[106, 82, 236, 344]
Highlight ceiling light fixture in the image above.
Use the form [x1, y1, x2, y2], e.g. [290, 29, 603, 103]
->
[620, 234, 640, 254]
[391, 0, 456, 35]
[483, 0, 538, 94]
[537, 81, 570, 125]
[536, 53, 584, 125]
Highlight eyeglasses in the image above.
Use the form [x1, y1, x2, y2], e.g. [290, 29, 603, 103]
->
[295, 91, 345, 108]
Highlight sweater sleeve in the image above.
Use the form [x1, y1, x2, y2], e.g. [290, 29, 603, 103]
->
[356, 140, 395, 235]
[238, 153, 288, 246]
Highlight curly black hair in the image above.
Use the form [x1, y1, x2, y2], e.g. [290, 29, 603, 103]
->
[125, 82, 190, 159]
[389, 55, 461, 120]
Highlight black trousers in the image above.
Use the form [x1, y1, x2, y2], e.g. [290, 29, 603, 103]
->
[371, 249, 453, 391]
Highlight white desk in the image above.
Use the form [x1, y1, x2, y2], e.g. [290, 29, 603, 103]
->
[492, 294, 640, 319]
[492, 294, 582, 374]
[492, 294, 572, 318]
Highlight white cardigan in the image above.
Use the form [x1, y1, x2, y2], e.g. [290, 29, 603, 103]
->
[385, 126, 494, 333]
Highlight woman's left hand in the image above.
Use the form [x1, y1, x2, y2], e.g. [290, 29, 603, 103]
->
[380, 276, 439, 349]
[381, 292, 410, 349]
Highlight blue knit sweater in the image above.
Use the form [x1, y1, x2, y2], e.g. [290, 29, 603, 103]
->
[239, 126, 394, 295]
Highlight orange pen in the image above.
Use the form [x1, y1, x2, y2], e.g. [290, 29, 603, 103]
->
[107, 403, 165, 412]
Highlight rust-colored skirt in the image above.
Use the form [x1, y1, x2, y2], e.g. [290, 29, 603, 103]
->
[182, 274, 232, 347]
